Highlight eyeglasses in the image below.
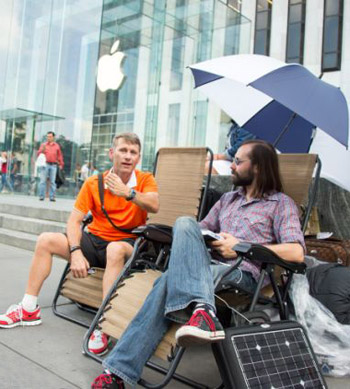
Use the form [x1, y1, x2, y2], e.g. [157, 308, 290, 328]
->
[233, 157, 249, 166]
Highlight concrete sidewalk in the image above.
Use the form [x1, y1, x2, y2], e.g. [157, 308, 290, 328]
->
[1, 244, 349, 389]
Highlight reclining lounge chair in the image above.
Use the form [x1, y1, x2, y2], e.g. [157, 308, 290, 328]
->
[52, 147, 213, 328]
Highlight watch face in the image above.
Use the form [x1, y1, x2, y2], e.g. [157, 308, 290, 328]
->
[128, 189, 136, 200]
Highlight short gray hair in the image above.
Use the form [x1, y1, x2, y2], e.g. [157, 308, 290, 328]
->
[112, 132, 141, 152]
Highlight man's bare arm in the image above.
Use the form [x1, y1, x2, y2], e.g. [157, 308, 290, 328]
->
[130, 191, 159, 213]
[66, 209, 90, 278]
[264, 243, 304, 263]
[66, 209, 85, 247]
[105, 172, 160, 213]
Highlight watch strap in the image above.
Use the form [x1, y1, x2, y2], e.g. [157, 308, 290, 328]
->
[69, 245, 81, 254]
[126, 189, 137, 201]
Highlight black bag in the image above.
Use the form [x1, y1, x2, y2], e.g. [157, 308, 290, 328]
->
[55, 167, 65, 188]
[307, 263, 350, 324]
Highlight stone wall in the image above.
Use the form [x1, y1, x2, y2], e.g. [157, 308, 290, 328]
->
[316, 179, 350, 239]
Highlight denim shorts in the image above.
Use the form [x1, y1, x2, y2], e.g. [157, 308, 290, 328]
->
[79, 231, 135, 268]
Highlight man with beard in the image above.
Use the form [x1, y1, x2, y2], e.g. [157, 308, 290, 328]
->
[91, 139, 305, 389]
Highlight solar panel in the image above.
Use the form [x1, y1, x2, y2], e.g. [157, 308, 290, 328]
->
[212, 321, 328, 389]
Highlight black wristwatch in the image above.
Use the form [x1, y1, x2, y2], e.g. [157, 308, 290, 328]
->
[69, 245, 81, 254]
[126, 189, 137, 201]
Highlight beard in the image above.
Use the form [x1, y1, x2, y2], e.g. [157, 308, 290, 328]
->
[231, 167, 255, 187]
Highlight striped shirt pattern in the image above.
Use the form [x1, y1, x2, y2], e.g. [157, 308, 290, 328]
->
[199, 188, 305, 282]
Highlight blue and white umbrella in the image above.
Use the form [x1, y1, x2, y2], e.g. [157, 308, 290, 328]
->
[189, 54, 349, 152]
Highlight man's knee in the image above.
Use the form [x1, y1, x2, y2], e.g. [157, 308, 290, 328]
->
[36, 232, 65, 251]
[106, 242, 129, 266]
[174, 216, 197, 232]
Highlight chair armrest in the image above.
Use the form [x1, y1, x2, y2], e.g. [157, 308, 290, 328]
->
[233, 242, 306, 274]
[132, 224, 173, 244]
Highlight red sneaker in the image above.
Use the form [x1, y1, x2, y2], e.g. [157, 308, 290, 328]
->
[175, 307, 225, 347]
[88, 329, 110, 355]
[91, 372, 124, 388]
[0, 303, 41, 328]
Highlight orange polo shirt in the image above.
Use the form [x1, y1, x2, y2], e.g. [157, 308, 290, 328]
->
[74, 169, 158, 241]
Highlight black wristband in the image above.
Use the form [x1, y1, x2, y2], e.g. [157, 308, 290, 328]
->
[69, 245, 81, 254]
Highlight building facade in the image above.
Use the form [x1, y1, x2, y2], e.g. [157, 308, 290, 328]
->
[242, 0, 350, 190]
[0, 0, 250, 197]
[243, 0, 350, 101]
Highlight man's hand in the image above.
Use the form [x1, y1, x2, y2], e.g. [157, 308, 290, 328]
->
[105, 172, 130, 198]
[210, 232, 240, 259]
[70, 251, 90, 278]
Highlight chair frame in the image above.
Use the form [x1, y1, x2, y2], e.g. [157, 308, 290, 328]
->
[52, 147, 213, 329]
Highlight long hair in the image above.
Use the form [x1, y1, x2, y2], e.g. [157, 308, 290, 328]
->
[242, 139, 283, 198]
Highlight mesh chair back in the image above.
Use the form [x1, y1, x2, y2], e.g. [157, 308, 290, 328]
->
[148, 147, 208, 226]
[278, 153, 317, 210]
[261, 153, 318, 296]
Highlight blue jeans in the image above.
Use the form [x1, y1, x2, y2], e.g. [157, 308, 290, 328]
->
[39, 164, 57, 199]
[0, 173, 13, 192]
[103, 217, 257, 386]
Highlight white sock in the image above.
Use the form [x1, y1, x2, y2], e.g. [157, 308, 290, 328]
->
[22, 294, 38, 311]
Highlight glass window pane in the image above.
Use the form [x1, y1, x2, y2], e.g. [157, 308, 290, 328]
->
[166, 104, 180, 146]
[323, 53, 338, 69]
[228, 0, 242, 11]
[254, 30, 267, 54]
[325, 0, 340, 16]
[193, 101, 207, 146]
[257, 0, 269, 11]
[289, 4, 302, 23]
[324, 16, 340, 52]
[256, 11, 268, 29]
[290, 0, 302, 4]
[287, 23, 301, 59]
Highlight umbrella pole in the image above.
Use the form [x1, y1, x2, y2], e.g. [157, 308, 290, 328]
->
[273, 112, 297, 149]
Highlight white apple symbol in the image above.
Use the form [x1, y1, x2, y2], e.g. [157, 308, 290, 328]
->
[97, 40, 126, 92]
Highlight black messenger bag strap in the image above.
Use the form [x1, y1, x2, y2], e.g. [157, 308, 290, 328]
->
[98, 173, 134, 234]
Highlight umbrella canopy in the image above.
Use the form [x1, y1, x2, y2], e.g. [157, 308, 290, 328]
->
[189, 54, 349, 151]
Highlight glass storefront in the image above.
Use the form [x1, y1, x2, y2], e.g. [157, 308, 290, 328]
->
[0, 0, 103, 196]
[93, 0, 251, 172]
[0, 0, 250, 197]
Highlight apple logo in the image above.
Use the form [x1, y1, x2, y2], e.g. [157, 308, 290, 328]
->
[96, 40, 126, 92]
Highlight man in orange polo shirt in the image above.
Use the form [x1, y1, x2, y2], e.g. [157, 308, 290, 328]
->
[0, 132, 159, 355]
